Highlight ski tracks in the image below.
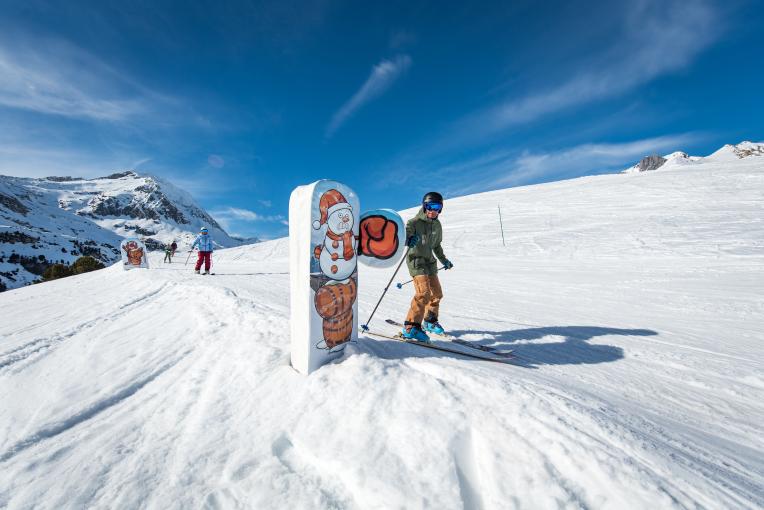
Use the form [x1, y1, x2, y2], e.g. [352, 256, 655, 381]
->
[397, 356, 761, 509]
[0, 274, 282, 507]
[0, 353, 189, 464]
[0, 281, 173, 375]
[77, 278, 294, 508]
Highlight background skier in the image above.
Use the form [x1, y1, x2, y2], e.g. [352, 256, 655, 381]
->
[190, 227, 214, 274]
[170, 240, 178, 257]
[402, 192, 453, 342]
[163, 244, 173, 263]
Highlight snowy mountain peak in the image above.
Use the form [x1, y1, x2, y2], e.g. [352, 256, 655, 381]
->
[707, 141, 764, 161]
[1, 171, 249, 291]
[623, 141, 760, 173]
[68, 172, 226, 234]
[664, 151, 689, 161]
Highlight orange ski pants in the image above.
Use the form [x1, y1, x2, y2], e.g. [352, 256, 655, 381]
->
[405, 274, 443, 326]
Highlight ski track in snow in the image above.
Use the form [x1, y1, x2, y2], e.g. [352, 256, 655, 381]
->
[0, 281, 173, 374]
[1, 158, 764, 509]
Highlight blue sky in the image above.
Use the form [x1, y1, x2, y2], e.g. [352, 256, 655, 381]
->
[0, 0, 761, 239]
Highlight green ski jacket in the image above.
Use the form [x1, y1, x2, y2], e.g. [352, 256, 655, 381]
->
[405, 208, 448, 277]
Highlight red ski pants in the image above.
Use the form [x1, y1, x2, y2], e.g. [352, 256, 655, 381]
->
[195, 251, 212, 271]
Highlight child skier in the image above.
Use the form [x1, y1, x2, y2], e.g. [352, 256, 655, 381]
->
[191, 227, 214, 274]
[402, 192, 453, 342]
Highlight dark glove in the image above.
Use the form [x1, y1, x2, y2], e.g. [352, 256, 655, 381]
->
[406, 234, 420, 248]
[443, 259, 453, 270]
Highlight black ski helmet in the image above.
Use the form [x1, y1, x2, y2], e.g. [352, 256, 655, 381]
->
[422, 191, 443, 207]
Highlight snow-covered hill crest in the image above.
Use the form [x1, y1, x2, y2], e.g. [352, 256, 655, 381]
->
[623, 140, 763, 173]
[0, 171, 248, 291]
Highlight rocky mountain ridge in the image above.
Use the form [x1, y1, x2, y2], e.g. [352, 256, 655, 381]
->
[0, 171, 249, 291]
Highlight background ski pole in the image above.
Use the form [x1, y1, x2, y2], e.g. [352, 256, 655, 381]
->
[360, 247, 410, 332]
[396, 265, 446, 288]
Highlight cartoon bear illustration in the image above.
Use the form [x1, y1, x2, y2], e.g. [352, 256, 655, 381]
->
[123, 240, 145, 266]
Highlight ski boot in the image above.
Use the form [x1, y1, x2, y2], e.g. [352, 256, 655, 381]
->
[401, 324, 431, 344]
[195, 269, 200, 274]
[423, 320, 445, 335]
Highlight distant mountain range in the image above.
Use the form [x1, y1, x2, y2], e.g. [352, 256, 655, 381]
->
[623, 141, 764, 173]
[2, 142, 761, 292]
[0, 171, 254, 291]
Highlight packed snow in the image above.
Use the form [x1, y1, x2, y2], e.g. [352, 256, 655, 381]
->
[1, 150, 763, 509]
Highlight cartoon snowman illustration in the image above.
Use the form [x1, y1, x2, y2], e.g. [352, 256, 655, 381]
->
[312, 189, 358, 350]
[313, 189, 357, 281]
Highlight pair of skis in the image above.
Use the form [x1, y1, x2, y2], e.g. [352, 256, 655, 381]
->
[361, 319, 515, 364]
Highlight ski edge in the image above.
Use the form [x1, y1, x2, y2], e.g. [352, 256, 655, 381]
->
[383, 319, 514, 358]
[361, 329, 515, 364]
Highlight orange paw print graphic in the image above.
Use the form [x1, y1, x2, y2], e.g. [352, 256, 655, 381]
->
[359, 214, 399, 260]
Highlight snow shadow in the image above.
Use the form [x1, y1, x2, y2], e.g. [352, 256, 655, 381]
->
[363, 326, 655, 368]
[448, 326, 657, 368]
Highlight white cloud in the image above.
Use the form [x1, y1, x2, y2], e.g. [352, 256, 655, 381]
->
[132, 158, 153, 169]
[325, 54, 412, 139]
[447, 133, 703, 194]
[221, 207, 259, 221]
[208, 206, 286, 236]
[0, 30, 201, 132]
[444, 0, 719, 146]
[0, 140, 127, 178]
[0, 38, 150, 121]
[210, 207, 285, 223]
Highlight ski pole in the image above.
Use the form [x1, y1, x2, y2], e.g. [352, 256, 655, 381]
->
[185, 250, 194, 266]
[396, 265, 446, 288]
[360, 247, 410, 332]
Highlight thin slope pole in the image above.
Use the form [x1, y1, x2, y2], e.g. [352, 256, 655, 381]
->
[498, 204, 506, 247]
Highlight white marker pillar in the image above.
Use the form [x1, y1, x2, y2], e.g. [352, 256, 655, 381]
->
[289, 180, 360, 375]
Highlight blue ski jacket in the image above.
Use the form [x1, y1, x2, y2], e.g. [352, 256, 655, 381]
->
[191, 233, 214, 252]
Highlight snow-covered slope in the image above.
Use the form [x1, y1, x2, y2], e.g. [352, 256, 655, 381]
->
[0, 171, 246, 291]
[1, 152, 763, 508]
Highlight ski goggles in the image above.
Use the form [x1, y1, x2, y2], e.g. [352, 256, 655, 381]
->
[423, 202, 443, 212]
